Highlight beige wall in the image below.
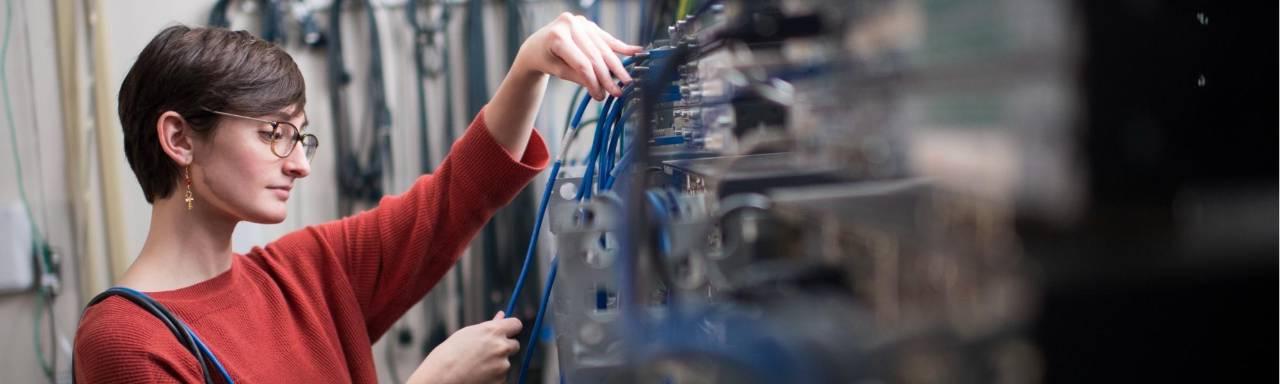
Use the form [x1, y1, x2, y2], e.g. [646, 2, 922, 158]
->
[0, 0, 78, 381]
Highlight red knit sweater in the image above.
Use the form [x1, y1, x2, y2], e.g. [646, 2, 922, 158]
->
[73, 110, 549, 383]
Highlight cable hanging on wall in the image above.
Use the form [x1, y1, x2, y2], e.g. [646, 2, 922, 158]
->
[407, 0, 448, 173]
[327, 0, 394, 213]
[207, 0, 288, 44]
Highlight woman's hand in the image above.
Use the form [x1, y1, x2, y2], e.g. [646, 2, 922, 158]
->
[486, 13, 642, 159]
[406, 312, 523, 384]
[512, 12, 644, 101]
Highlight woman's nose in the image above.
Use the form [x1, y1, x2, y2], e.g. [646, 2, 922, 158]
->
[283, 145, 311, 178]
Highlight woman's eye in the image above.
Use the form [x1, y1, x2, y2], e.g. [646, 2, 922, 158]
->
[259, 131, 276, 141]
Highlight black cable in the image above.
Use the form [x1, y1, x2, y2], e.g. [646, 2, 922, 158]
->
[45, 288, 56, 383]
[133, 289, 217, 384]
[463, 0, 487, 119]
[260, 0, 285, 44]
[501, 0, 536, 317]
[207, 0, 232, 28]
[407, 0, 435, 173]
[360, 0, 393, 193]
[641, 0, 679, 44]
[328, 0, 392, 214]
[384, 327, 403, 384]
[327, 0, 353, 214]
[299, 8, 326, 47]
[627, 44, 691, 310]
[403, 8, 449, 369]
[407, 0, 465, 360]
[206, 0, 285, 44]
[326, 0, 351, 214]
[462, 6, 543, 379]
[504, 0, 523, 64]
[441, 3, 456, 149]
[463, 0, 508, 324]
[78, 289, 214, 384]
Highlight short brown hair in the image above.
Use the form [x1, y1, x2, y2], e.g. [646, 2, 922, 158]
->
[118, 25, 306, 203]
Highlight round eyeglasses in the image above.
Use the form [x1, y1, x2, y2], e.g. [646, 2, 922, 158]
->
[203, 109, 318, 161]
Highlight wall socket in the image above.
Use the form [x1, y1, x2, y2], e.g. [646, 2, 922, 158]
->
[0, 202, 35, 292]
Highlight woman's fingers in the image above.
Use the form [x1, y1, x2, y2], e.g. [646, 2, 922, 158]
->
[538, 13, 644, 97]
[549, 33, 602, 99]
[491, 317, 523, 337]
[587, 25, 632, 85]
[569, 16, 621, 97]
[505, 339, 521, 355]
[598, 27, 644, 55]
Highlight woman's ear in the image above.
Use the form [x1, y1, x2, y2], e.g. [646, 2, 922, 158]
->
[156, 111, 195, 167]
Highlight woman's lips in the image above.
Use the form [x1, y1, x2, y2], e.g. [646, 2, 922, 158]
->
[267, 186, 291, 200]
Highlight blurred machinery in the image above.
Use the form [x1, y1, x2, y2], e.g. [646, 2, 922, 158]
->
[513, 1, 1275, 383]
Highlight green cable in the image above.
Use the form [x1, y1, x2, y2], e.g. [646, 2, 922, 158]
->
[34, 284, 53, 378]
[1, 0, 41, 254]
[2, 0, 55, 379]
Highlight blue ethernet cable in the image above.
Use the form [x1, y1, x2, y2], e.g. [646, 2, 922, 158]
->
[508, 53, 650, 384]
[183, 323, 234, 383]
[503, 92, 592, 317]
[516, 256, 558, 384]
[600, 99, 645, 192]
[109, 286, 235, 384]
[591, 90, 628, 195]
[506, 56, 647, 319]
[646, 190, 673, 255]
[601, 102, 632, 188]
[575, 95, 615, 201]
[503, 160, 563, 317]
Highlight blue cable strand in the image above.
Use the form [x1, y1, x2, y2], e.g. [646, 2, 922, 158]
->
[568, 92, 593, 134]
[589, 98, 615, 198]
[602, 140, 635, 191]
[503, 91, 591, 317]
[511, 53, 648, 384]
[516, 256, 558, 384]
[591, 84, 635, 193]
[603, 95, 643, 191]
[576, 95, 614, 200]
[592, 93, 627, 195]
[503, 160, 562, 317]
[600, 100, 626, 183]
[184, 323, 235, 383]
[645, 190, 672, 255]
[601, 104, 630, 189]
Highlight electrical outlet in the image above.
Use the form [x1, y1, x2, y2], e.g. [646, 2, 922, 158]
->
[0, 202, 35, 292]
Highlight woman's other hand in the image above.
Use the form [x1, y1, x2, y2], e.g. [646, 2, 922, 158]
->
[407, 312, 523, 384]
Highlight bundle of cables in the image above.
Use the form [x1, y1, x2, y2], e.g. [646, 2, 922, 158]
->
[501, 53, 650, 383]
[327, 0, 395, 210]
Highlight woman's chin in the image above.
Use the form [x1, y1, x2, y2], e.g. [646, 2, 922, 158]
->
[244, 208, 287, 224]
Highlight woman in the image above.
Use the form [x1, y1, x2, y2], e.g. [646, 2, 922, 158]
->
[73, 13, 639, 383]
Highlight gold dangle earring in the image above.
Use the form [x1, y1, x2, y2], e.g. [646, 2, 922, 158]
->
[184, 167, 194, 211]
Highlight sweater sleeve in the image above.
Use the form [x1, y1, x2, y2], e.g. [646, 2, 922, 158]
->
[270, 107, 548, 340]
